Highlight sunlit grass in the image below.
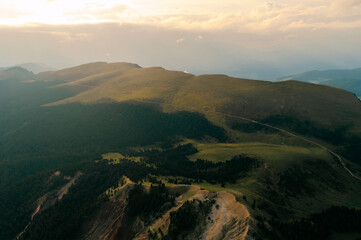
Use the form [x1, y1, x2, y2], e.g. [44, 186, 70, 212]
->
[186, 139, 330, 167]
[102, 152, 142, 164]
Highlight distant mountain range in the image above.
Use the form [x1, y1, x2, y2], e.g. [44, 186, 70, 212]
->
[0, 67, 33, 81]
[0, 62, 54, 74]
[277, 68, 361, 97]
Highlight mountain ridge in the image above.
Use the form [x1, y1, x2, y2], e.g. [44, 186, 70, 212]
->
[277, 68, 361, 97]
[0, 63, 54, 74]
[35, 62, 361, 136]
[2, 61, 361, 240]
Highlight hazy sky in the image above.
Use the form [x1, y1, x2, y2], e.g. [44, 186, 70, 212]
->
[1, 0, 361, 79]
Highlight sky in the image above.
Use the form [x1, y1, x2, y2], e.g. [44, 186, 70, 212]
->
[0, 0, 361, 79]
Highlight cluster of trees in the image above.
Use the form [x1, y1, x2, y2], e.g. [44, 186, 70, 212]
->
[4, 139, 256, 239]
[261, 115, 361, 164]
[338, 139, 361, 165]
[148, 199, 214, 240]
[0, 84, 227, 240]
[131, 144, 260, 184]
[229, 121, 278, 134]
[260, 115, 350, 145]
[12, 141, 260, 239]
[257, 206, 361, 240]
[18, 160, 151, 240]
[126, 183, 175, 221]
[229, 114, 361, 165]
[168, 199, 213, 237]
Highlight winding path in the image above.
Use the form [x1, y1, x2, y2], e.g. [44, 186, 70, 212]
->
[132, 99, 361, 181]
[44, 80, 361, 181]
[218, 111, 361, 181]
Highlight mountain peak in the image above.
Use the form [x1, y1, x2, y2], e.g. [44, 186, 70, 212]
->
[0, 66, 34, 81]
[36, 62, 141, 82]
[0, 62, 54, 74]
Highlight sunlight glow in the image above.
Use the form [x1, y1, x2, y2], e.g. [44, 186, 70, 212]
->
[0, 0, 360, 33]
[0, 0, 137, 25]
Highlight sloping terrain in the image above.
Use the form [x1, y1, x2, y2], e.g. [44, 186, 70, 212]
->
[2, 62, 361, 240]
[35, 62, 141, 83]
[38, 62, 361, 135]
[49, 66, 193, 104]
[17, 171, 82, 240]
[78, 179, 250, 240]
[32, 62, 361, 167]
[321, 78, 361, 97]
[0, 67, 33, 81]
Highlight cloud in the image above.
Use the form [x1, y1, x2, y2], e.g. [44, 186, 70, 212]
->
[1, 0, 361, 80]
[1, 0, 361, 35]
[332, 0, 361, 8]
[176, 38, 184, 44]
[22, 29, 92, 42]
[1, 22, 361, 79]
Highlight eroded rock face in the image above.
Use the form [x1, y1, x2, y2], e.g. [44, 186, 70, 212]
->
[79, 181, 250, 240]
[80, 182, 134, 240]
[201, 192, 250, 240]
[17, 171, 83, 240]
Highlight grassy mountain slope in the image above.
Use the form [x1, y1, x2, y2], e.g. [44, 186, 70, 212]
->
[185, 140, 361, 216]
[321, 78, 361, 97]
[35, 62, 140, 83]
[43, 64, 361, 137]
[169, 76, 361, 131]
[0, 70, 227, 239]
[50, 66, 194, 104]
[2, 62, 361, 239]
[37, 63, 361, 166]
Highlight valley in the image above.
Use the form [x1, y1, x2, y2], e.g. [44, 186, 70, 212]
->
[1, 62, 361, 240]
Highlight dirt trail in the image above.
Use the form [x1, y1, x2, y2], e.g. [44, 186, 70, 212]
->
[16, 171, 82, 239]
[48, 82, 361, 181]
[218, 112, 361, 181]
[58, 171, 82, 200]
[131, 99, 361, 182]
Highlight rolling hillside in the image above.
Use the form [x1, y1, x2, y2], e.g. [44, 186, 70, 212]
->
[42, 63, 361, 132]
[321, 78, 361, 97]
[35, 62, 141, 83]
[2, 62, 361, 240]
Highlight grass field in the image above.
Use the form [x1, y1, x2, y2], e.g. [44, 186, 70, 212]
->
[178, 139, 361, 218]
[186, 140, 331, 167]
[102, 152, 142, 164]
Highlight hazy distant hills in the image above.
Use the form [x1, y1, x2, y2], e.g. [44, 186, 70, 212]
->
[0, 62, 54, 74]
[278, 68, 361, 97]
[0, 67, 34, 81]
